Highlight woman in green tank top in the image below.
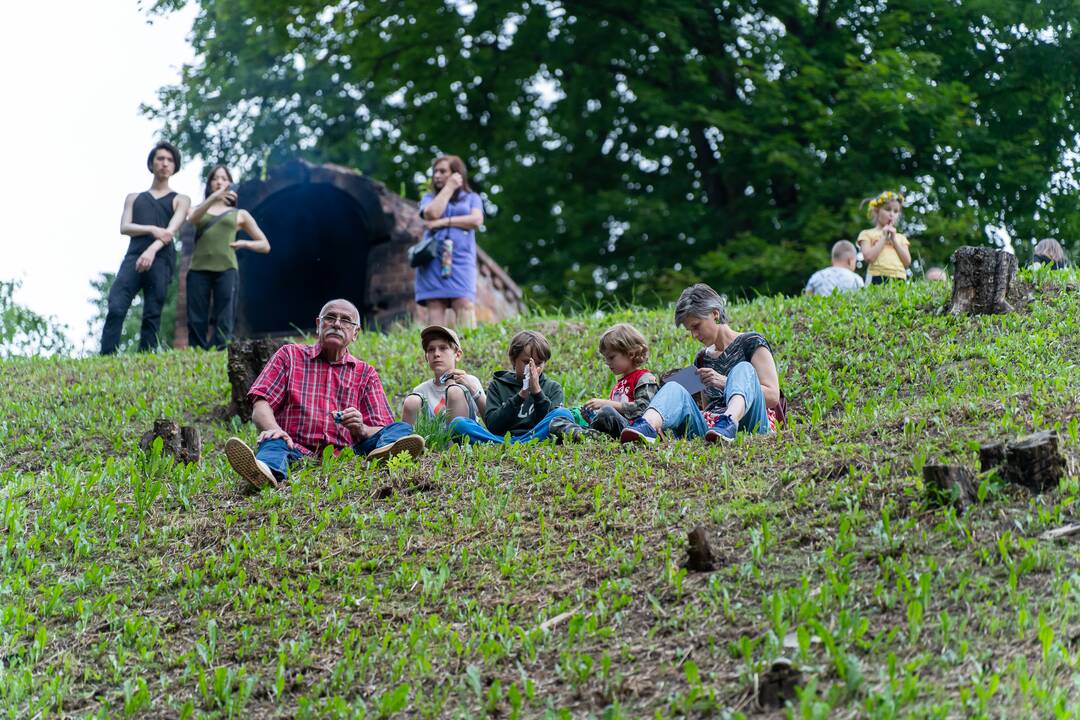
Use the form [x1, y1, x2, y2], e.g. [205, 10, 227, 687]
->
[185, 165, 271, 349]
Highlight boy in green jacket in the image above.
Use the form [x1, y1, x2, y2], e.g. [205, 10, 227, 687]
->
[448, 330, 575, 444]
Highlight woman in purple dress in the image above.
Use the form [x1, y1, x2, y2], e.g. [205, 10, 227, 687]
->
[416, 155, 484, 328]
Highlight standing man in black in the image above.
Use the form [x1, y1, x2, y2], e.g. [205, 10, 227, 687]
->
[100, 141, 192, 354]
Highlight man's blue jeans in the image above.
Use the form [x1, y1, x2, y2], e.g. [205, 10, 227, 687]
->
[650, 362, 770, 438]
[448, 408, 575, 445]
[255, 422, 415, 480]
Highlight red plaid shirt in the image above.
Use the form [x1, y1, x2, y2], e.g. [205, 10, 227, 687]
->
[247, 343, 395, 455]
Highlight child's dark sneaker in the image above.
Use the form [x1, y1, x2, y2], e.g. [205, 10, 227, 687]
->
[620, 418, 658, 445]
[704, 415, 737, 443]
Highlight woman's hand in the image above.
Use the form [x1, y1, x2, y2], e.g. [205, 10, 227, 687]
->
[696, 367, 726, 390]
[882, 225, 896, 244]
[447, 173, 464, 191]
[423, 217, 451, 231]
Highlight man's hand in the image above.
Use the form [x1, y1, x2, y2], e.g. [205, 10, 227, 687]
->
[697, 367, 726, 390]
[339, 407, 370, 440]
[257, 427, 295, 448]
[583, 398, 613, 413]
[135, 248, 157, 272]
[151, 227, 173, 244]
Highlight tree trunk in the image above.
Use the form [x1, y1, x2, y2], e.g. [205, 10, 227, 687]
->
[979, 442, 1006, 473]
[946, 246, 1017, 315]
[923, 464, 978, 514]
[683, 525, 719, 571]
[227, 338, 289, 421]
[1003, 431, 1066, 493]
[139, 418, 201, 463]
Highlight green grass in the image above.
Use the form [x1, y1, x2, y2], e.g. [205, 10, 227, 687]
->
[1, 270, 1079, 718]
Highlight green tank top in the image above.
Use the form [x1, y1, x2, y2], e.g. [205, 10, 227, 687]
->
[190, 210, 239, 272]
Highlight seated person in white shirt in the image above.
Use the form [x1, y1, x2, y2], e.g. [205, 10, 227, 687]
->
[402, 325, 487, 425]
[805, 240, 865, 296]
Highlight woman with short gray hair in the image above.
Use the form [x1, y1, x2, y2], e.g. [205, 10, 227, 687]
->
[622, 283, 785, 444]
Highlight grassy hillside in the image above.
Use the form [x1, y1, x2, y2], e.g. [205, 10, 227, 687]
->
[1, 272, 1078, 718]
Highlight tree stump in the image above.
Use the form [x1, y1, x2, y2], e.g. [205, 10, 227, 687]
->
[923, 465, 978, 514]
[683, 525, 719, 571]
[946, 246, 1017, 315]
[227, 338, 289, 421]
[978, 442, 1006, 473]
[1002, 431, 1066, 493]
[139, 419, 202, 463]
[757, 658, 803, 709]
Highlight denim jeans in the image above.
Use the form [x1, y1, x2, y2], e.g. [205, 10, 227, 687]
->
[101, 251, 173, 354]
[255, 422, 416, 480]
[449, 408, 574, 444]
[650, 361, 770, 438]
[186, 268, 238, 350]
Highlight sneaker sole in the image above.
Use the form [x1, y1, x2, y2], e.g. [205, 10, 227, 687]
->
[704, 430, 735, 444]
[225, 437, 275, 490]
[619, 428, 656, 445]
[367, 434, 426, 462]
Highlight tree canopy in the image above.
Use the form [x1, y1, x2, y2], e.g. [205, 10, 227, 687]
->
[148, 0, 1080, 304]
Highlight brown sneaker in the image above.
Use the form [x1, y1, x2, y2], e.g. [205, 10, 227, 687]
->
[366, 434, 426, 463]
[225, 437, 279, 490]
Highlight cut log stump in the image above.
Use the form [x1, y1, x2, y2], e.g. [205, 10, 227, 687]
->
[946, 246, 1017, 315]
[1003, 431, 1066, 493]
[979, 442, 1006, 473]
[227, 338, 288, 421]
[924, 464, 978, 514]
[139, 418, 201, 463]
[683, 525, 719, 572]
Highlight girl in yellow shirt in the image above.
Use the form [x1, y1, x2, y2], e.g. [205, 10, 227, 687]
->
[857, 190, 912, 283]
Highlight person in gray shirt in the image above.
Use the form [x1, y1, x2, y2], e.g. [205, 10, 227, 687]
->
[805, 240, 865, 296]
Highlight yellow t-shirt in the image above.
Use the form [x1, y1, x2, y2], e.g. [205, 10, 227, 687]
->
[858, 229, 910, 279]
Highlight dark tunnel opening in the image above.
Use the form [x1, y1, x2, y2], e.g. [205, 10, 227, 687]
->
[237, 183, 385, 336]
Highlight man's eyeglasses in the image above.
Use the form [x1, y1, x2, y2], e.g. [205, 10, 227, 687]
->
[319, 314, 360, 329]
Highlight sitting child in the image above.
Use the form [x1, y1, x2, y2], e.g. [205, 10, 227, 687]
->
[553, 323, 659, 440]
[402, 325, 486, 425]
[448, 330, 574, 444]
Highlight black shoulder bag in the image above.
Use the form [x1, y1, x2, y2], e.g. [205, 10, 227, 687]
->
[409, 214, 454, 268]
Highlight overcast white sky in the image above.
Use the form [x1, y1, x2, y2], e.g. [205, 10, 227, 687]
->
[0, 2, 203, 352]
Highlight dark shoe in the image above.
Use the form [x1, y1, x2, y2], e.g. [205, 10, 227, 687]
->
[367, 434, 426, 462]
[704, 415, 737, 443]
[225, 437, 279, 490]
[620, 418, 658, 445]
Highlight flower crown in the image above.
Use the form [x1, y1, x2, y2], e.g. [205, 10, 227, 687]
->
[867, 190, 904, 217]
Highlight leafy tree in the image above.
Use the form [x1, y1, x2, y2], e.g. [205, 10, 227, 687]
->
[147, 0, 1080, 304]
[0, 280, 68, 357]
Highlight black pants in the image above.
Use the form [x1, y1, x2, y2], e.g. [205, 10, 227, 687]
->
[869, 275, 905, 285]
[101, 253, 173, 354]
[186, 268, 238, 350]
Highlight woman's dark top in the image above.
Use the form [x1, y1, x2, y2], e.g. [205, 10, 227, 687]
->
[693, 332, 772, 413]
[127, 191, 177, 262]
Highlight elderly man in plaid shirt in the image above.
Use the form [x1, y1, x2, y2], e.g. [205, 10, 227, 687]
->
[224, 298, 425, 490]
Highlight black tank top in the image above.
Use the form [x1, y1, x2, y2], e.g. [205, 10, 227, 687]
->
[127, 191, 178, 259]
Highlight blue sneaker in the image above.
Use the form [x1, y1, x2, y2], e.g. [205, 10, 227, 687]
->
[620, 418, 659, 445]
[705, 415, 737, 443]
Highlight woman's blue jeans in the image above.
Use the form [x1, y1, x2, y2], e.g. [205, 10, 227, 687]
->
[650, 362, 770, 438]
[449, 408, 575, 445]
[255, 422, 415, 479]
